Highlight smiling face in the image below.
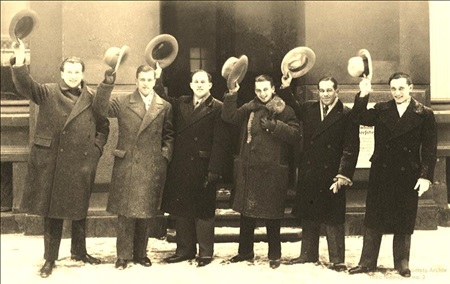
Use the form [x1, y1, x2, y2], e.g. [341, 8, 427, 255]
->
[390, 77, 413, 104]
[60, 62, 84, 88]
[254, 80, 275, 104]
[190, 71, 212, 100]
[136, 71, 156, 96]
[318, 80, 338, 106]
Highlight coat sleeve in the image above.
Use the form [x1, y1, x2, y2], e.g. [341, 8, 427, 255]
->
[221, 91, 250, 126]
[161, 103, 175, 162]
[338, 114, 360, 179]
[419, 109, 438, 181]
[92, 82, 119, 118]
[208, 106, 232, 175]
[11, 65, 49, 104]
[352, 93, 378, 126]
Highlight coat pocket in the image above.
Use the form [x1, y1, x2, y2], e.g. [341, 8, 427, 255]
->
[34, 135, 52, 147]
[199, 150, 211, 159]
[113, 149, 126, 158]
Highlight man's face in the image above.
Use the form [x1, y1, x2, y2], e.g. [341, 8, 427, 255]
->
[318, 80, 338, 106]
[390, 78, 412, 104]
[190, 71, 212, 100]
[255, 81, 275, 103]
[136, 71, 156, 96]
[60, 62, 84, 88]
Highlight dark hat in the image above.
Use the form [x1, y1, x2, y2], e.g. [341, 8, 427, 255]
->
[347, 49, 373, 80]
[145, 34, 179, 69]
[281, 47, 316, 78]
[221, 55, 249, 89]
[9, 9, 40, 43]
[103, 45, 130, 73]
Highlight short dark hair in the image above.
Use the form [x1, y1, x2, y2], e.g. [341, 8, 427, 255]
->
[191, 69, 212, 82]
[389, 72, 412, 85]
[255, 74, 274, 87]
[60, 56, 85, 72]
[317, 76, 338, 90]
[136, 65, 155, 78]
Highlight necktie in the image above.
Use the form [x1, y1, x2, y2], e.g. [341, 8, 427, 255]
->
[323, 105, 329, 118]
[194, 101, 200, 109]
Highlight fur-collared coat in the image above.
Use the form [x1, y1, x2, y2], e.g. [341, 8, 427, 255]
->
[222, 92, 301, 219]
[93, 90, 174, 218]
[353, 94, 437, 234]
[12, 65, 112, 220]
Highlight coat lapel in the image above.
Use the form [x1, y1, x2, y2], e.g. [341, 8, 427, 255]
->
[388, 98, 424, 141]
[178, 95, 215, 133]
[63, 85, 92, 129]
[127, 90, 146, 120]
[137, 93, 165, 136]
[312, 100, 345, 139]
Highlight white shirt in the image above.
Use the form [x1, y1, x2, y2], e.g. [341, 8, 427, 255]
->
[320, 98, 338, 121]
[396, 98, 410, 117]
[140, 92, 154, 110]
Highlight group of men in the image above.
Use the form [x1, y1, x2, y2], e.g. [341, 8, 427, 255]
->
[11, 38, 437, 278]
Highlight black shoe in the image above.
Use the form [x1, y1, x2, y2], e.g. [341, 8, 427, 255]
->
[196, 257, 212, 267]
[399, 268, 411, 277]
[269, 259, 281, 269]
[115, 259, 128, 270]
[348, 265, 375, 274]
[133, 256, 152, 267]
[229, 252, 255, 263]
[71, 253, 101, 265]
[39, 260, 55, 278]
[163, 254, 195, 263]
[286, 257, 307, 265]
[330, 263, 347, 272]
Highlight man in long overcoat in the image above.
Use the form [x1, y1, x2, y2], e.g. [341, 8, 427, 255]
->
[93, 65, 174, 269]
[222, 74, 301, 269]
[159, 69, 231, 267]
[349, 73, 437, 278]
[280, 75, 360, 271]
[11, 40, 113, 277]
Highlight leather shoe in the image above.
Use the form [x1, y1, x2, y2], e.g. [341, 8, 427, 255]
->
[71, 253, 101, 265]
[196, 257, 212, 267]
[399, 268, 411, 277]
[40, 260, 55, 278]
[163, 254, 195, 263]
[269, 259, 281, 269]
[115, 259, 128, 270]
[348, 265, 375, 274]
[286, 257, 307, 265]
[133, 256, 152, 267]
[330, 263, 347, 272]
[229, 252, 254, 263]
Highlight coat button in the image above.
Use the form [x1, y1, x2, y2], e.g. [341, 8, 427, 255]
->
[84, 152, 88, 156]
[324, 165, 328, 169]
[382, 163, 387, 168]
[60, 148, 64, 152]
[385, 145, 390, 149]
[400, 167, 405, 171]
[306, 161, 311, 165]
[194, 137, 198, 141]
[310, 141, 314, 145]
[327, 144, 331, 149]
[190, 157, 194, 161]
[403, 147, 408, 151]
[62, 131, 66, 135]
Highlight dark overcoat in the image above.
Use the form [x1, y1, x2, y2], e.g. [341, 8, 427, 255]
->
[93, 90, 174, 218]
[222, 93, 301, 219]
[353, 95, 437, 234]
[160, 94, 231, 219]
[285, 93, 360, 224]
[12, 65, 112, 220]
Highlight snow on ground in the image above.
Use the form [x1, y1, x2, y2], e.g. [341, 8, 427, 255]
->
[1, 227, 450, 284]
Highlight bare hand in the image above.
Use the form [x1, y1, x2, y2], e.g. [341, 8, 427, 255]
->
[12, 39, 25, 66]
[155, 62, 162, 79]
[104, 68, 116, 84]
[281, 72, 292, 88]
[359, 78, 372, 97]
[229, 82, 240, 94]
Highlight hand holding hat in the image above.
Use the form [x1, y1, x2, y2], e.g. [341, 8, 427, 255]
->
[103, 45, 130, 74]
[281, 47, 316, 78]
[104, 69, 116, 85]
[221, 55, 249, 90]
[11, 39, 26, 66]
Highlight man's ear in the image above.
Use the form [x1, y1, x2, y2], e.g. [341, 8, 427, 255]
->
[409, 84, 414, 91]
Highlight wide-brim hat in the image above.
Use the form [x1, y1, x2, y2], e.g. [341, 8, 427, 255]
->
[145, 34, 179, 69]
[221, 55, 248, 89]
[347, 49, 373, 80]
[9, 9, 40, 43]
[103, 45, 130, 73]
[281, 47, 316, 78]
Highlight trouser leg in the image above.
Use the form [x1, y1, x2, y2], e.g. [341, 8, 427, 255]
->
[238, 215, 256, 255]
[195, 217, 215, 258]
[133, 218, 150, 259]
[71, 218, 87, 256]
[300, 219, 321, 262]
[265, 218, 281, 260]
[44, 217, 63, 261]
[175, 216, 196, 257]
[393, 234, 411, 270]
[325, 223, 345, 264]
[116, 215, 135, 260]
[358, 226, 382, 268]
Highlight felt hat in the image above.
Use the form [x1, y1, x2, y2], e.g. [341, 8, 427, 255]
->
[145, 34, 179, 68]
[347, 49, 373, 80]
[281, 47, 316, 78]
[9, 9, 40, 43]
[221, 55, 249, 89]
[103, 45, 130, 73]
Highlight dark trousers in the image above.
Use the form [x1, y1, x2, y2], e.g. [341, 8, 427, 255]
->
[116, 215, 150, 260]
[44, 217, 87, 261]
[300, 219, 345, 264]
[238, 215, 281, 260]
[358, 226, 411, 270]
[175, 216, 215, 258]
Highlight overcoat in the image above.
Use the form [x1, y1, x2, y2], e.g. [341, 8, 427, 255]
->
[160, 94, 231, 219]
[12, 65, 112, 220]
[353, 95, 437, 234]
[222, 93, 301, 219]
[285, 93, 360, 225]
[93, 89, 174, 218]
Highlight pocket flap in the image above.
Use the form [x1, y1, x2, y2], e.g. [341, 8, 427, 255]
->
[199, 150, 210, 158]
[34, 135, 52, 147]
[113, 149, 126, 158]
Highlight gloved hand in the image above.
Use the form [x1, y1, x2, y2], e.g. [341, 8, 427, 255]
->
[260, 117, 276, 132]
[207, 172, 220, 184]
[359, 78, 372, 97]
[104, 68, 116, 84]
[414, 178, 431, 197]
[155, 62, 162, 79]
[329, 176, 351, 194]
[281, 72, 292, 89]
